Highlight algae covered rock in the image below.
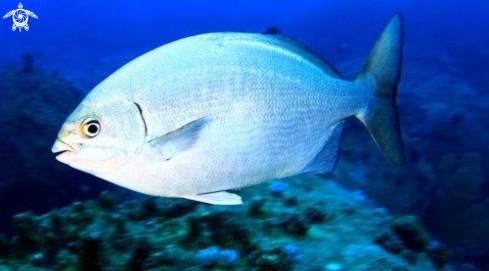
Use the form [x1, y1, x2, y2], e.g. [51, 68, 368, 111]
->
[12, 212, 41, 255]
[0, 56, 114, 233]
[391, 215, 430, 252]
[125, 238, 152, 271]
[0, 234, 8, 257]
[0, 176, 453, 270]
[374, 231, 405, 254]
[428, 244, 451, 268]
[250, 247, 292, 271]
[0, 55, 81, 186]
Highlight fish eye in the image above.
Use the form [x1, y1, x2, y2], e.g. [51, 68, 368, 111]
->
[81, 119, 101, 138]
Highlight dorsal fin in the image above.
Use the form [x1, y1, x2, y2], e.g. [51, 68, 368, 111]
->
[262, 26, 281, 35]
[258, 34, 343, 78]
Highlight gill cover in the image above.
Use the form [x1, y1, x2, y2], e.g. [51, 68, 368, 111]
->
[53, 99, 147, 176]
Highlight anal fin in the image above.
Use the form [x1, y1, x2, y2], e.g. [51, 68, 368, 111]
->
[300, 122, 344, 175]
[183, 191, 243, 205]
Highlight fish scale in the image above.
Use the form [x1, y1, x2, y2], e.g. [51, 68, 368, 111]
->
[114, 65, 360, 195]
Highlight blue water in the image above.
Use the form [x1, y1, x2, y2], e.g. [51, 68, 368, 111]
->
[3, 1, 487, 91]
[1, 0, 488, 269]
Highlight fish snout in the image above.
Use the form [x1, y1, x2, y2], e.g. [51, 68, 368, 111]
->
[52, 125, 80, 155]
[51, 139, 75, 154]
[51, 139, 78, 163]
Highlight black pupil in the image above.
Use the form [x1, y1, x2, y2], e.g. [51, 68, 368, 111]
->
[87, 123, 99, 134]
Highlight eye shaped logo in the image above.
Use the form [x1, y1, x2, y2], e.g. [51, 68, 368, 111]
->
[2, 3, 38, 32]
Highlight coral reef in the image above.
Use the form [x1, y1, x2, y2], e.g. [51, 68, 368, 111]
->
[0, 176, 452, 270]
[0, 235, 8, 257]
[0, 58, 116, 234]
[391, 215, 430, 252]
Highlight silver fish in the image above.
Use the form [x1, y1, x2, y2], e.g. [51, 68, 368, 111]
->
[52, 14, 404, 205]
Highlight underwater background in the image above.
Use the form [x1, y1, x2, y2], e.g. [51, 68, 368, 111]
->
[0, 0, 488, 270]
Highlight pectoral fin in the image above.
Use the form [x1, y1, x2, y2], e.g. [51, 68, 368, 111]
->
[184, 191, 243, 205]
[148, 117, 209, 161]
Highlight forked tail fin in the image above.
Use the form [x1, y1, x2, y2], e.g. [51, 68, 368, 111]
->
[355, 14, 405, 166]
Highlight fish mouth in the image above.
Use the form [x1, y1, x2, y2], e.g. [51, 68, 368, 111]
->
[51, 139, 75, 159]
